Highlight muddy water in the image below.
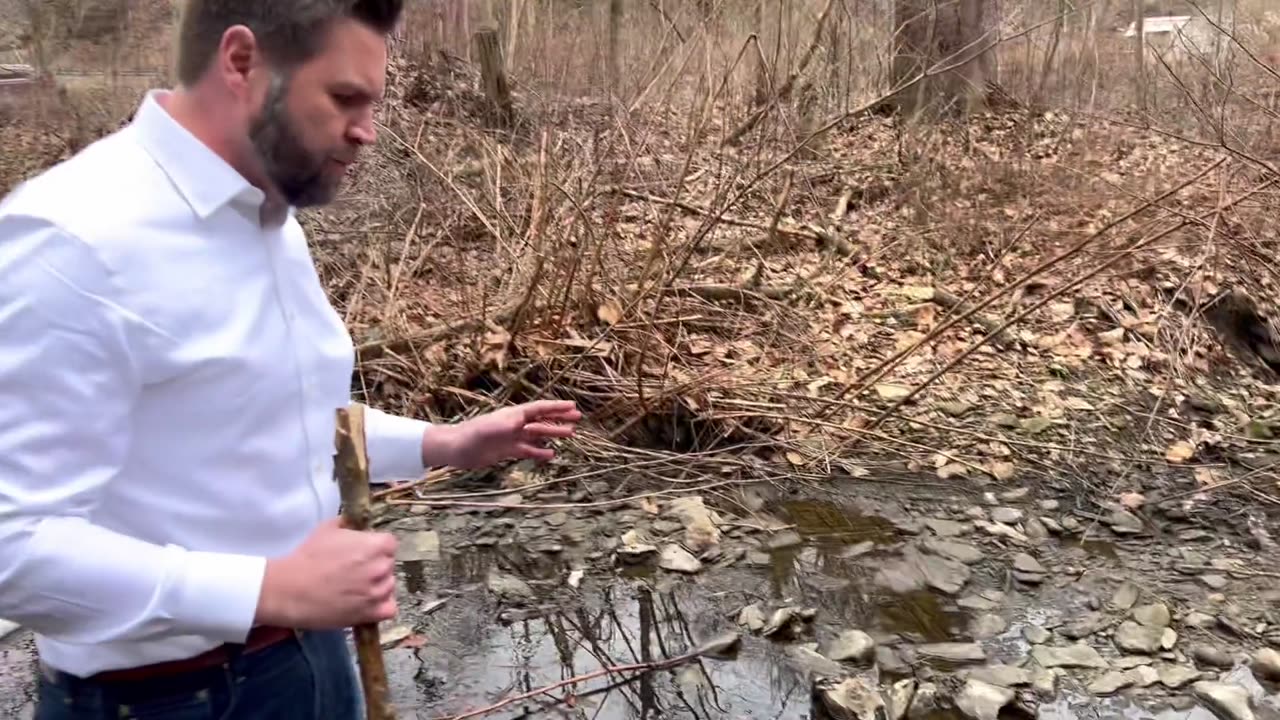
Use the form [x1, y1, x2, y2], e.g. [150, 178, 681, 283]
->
[2, 494, 1277, 720]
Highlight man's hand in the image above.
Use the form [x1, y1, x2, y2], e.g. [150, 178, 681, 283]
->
[255, 517, 398, 629]
[423, 400, 582, 470]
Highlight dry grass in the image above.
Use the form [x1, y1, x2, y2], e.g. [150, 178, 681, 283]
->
[3, 0, 1280, 512]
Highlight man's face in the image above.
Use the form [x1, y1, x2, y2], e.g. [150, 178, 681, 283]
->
[247, 18, 387, 208]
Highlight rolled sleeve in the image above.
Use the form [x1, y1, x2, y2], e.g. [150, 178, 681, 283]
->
[363, 406, 429, 483]
[0, 219, 265, 645]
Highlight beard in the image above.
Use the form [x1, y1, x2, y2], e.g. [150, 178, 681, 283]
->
[248, 72, 341, 208]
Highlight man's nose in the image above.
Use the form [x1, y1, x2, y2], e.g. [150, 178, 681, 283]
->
[348, 118, 377, 146]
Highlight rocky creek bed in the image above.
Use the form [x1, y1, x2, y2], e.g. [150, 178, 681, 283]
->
[4, 475, 1280, 720]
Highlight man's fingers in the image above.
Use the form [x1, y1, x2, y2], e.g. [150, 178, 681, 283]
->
[520, 400, 581, 421]
[515, 442, 556, 461]
[523, 422, 577, 440]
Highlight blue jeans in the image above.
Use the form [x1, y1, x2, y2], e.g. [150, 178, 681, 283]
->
[33, 630, 362, 720]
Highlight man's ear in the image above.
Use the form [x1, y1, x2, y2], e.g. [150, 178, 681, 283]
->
[215, 25, 259, 97]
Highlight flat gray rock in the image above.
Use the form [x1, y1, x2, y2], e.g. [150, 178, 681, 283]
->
[1192, 681, 1255, 720]
[917, 643, 987, 664]
[971, 614, 1008, 640]
[1109, 583, 1139, 612]
[1023, 626, 1051, 644]
[737, 603, 767, 632]
[1032, 644, 1109, 669]
[923, 539, 985, 565]
[1252, 648, 1280, 681]
[992, 508, 1025, 525]
[1159, 664, 1204, 689]
[824, 629, 877, 664]
[966, 664, 1032, 687]
[1088, 670, 1134, 695]
[1115, 620, 1165, 654]
[1192, 644, 1233, 669]
[955, 679, 1015, 720]
[816, 676, 885, 720]
[396, 530, 441, 562]
[658, 544, 702, 573]
[925, 518, 969, 537]
[1133, 602, 1171, 628]
[1013, 553, 1045, 574]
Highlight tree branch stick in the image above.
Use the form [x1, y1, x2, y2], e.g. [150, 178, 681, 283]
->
[335, 404, 396, 720]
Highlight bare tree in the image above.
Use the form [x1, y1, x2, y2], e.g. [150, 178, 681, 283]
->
[890, 0, 1000, 117]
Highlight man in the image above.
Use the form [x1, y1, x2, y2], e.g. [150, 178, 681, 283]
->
[0, 1, 581, 718]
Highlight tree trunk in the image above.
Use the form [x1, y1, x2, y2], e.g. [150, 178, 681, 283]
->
[890, 0, 1000, 118]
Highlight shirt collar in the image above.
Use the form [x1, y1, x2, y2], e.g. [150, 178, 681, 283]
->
[130, 89, 293, 228]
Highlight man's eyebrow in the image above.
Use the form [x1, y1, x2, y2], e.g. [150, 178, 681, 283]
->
[331, 81, 382, 101]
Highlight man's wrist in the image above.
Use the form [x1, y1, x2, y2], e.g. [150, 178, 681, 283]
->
[420, 423, 463, 468]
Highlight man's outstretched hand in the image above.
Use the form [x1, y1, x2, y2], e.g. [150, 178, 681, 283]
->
[422, 400, 582, 470]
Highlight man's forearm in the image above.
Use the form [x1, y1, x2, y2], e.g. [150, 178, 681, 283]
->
[360, 405, 435, 481]
[0, 515, 264, 645]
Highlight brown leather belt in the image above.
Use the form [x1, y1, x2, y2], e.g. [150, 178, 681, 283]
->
[88, 626, 296, 684]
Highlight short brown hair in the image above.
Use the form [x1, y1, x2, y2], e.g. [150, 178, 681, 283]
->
[174, 0, 403, 86]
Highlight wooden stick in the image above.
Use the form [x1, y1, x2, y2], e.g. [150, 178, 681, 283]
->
[335, 404, 396, 720]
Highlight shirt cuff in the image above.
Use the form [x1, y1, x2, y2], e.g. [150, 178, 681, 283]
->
[172, 548, 266, 643]
[363, 407, 430, 483]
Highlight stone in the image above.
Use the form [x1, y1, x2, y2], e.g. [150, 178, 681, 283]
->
[955, 679, 1015, 720]
[874, 546, 971, 596]
[766, 530, 803, 550]
[1013, 553, 1046, 574]
[1109, 583, 1140, 612]
[784, 645, 846, 680]
[1039, 499, 1061, 512]
[815, 676, 885, 720]
[1108, 510, 1144, 535]
[966, 665, 1032, 687]
[971, 614, 1008, 640]
[907, 682, 939, 720]
[888, 679, 917, 720]
[1000, 488, 1031, 502]
[658, 544, 702, 573]
[1061, 612, 1108, 640]
[1193, 644, 1234, 668]
[1088, 670, 1134, 695]
[1115, 620, 1166, 654]
[917, 643, 987, 664]
[1252, 648, 1280, 681]
[1031, 644, 1109, 669]
[396, 531, 441, 562]
[737, 604, 767, 632]
[824, 630, 877, 664]
[487, 571, 534, 602]
[923, 539, 985, 565]
[1192, 681, 1255, 720]
[1032, 668, 1057, 695]
[992, 508, 1025, 525]
[925, 518, 969, 537]
[959, 594, 1001, 611]
[1185, 612, 1218, 629]
[763, 607, 801, 638]
[1024, 626, 1051, 644]
[1159, 664, 1204, 688]
[1024, 517, 1050, 542]
[1129, 665, 1160, 688]
[976, 521, 1031, 544]
[1041, 517, 1064, 534]
[1202, 575, 1230, 590]
[1133, 603, 1172, 628]
[964, 506, 988, 520]
[877, 645, 911, 674]
[665, 497, 722, 553]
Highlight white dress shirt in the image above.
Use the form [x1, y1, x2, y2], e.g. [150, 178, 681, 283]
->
[0, 90, 430, 677]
